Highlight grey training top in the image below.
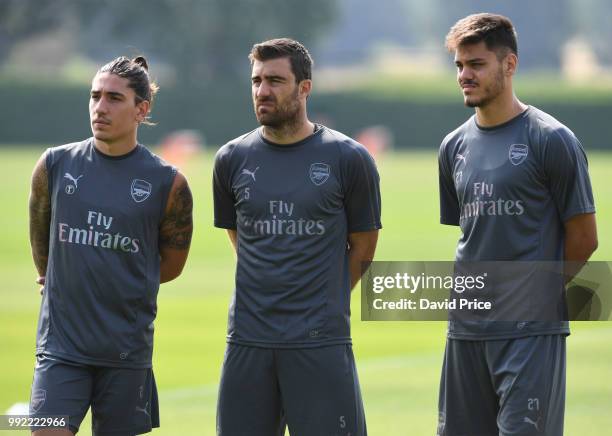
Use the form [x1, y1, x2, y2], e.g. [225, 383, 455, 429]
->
[439, 106, 595, 339]
[37, 138, 176, 367]
[213, 125, 382, 348]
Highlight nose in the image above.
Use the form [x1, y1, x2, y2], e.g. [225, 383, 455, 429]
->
[458, 66, 474, 83]
[255, 81, 271, 99]
[92, 97, 108, 115]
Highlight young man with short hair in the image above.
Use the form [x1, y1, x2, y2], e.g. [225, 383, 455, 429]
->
[213, 38, 381, 436]
[29, 56, 193, 435]
[437, 13, 597, 435]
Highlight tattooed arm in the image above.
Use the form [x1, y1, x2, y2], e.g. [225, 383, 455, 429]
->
[29, 152, 51, 290]
[159, 171, 193, 283]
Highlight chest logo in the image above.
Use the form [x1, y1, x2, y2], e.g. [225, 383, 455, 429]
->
[241, 166, 259, 182]
[309, 163, 330, 186]
[131, 179, 152, 203]
[509, 143, 528, 166]
[64, 172, 83, 195]
[455, 150, 469, 166]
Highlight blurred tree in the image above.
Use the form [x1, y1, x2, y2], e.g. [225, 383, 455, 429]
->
[73, 0, 338, 88]
[568, 0, 612, 65]
[318, 0, 577, 71]
[439, 0, 572, 69]
[0, 0, 71, 65]
[318, 0, 414, 65]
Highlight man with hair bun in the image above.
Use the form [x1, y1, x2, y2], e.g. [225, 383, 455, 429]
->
[28, 55, 193, 435]
[437, 13, 597, 435]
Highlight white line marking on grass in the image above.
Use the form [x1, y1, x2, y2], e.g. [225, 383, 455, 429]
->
[158, 351, 441, 401]
[161, 383, 218, 401]
[0, 353, 445, 409]
[357, 351, 440, 372]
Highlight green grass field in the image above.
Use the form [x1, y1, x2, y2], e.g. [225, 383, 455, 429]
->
[0, 147, 610, 435]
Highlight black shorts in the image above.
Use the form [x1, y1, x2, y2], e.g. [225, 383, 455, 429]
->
[216, 343, 366, 436]
[30, 355, 159, 435]
[437, 335, 566, 436]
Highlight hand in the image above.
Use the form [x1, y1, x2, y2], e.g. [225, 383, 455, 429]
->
[36, 276, 45, 295]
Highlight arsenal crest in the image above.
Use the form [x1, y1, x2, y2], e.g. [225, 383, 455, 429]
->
[131, 179, 152, 203]
[309, 163, 330, 186]
[508, 143, 528, 166]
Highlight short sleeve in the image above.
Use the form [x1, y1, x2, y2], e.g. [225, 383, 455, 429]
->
[212, 145, 237, 229]
[341, 143, 382, 233]
[439, 142, 460, 225]
[543, 129, 595, 222]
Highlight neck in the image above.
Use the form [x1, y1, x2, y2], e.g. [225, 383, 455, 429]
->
[475, 91, 527, 128]
[93, 134, 138, 156]
[262, 111, 314, 145]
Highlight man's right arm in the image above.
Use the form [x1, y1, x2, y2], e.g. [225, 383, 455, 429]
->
[438, 142, 460, 226]
[213, 145, 238, 254]
[29, 153, 51, 283]
[227, 229, 238, 254]
[563, 212, 598, 283]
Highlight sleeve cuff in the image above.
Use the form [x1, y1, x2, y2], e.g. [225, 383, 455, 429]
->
[562, 207, 596, 222]
[214, 220, 237, 229]
[348, 222, 383, 233]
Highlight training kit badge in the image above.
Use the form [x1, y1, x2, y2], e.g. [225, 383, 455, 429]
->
[131, 179, 152, 203]
[309, 163, 330, 186]
[509, 143, 529, 166]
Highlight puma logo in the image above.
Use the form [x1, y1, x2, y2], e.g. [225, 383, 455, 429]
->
[135, 402, 150, 417]
[523, 416, 541, 431]
[456, 151, 469, 165]
[241, 167, 259, 182]
[64, 173, 84, 188]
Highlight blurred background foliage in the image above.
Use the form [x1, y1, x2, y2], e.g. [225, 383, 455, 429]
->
[1, 0, 612, 148]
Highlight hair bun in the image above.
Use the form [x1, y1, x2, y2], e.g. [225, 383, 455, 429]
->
[133, 56, 149, 71]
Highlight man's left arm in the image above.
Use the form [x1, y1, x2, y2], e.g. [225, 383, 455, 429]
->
[159, 171, 193, 283]
[348, 230, 379, 291]
[342, 143, 382, 290]
[564, 213, 598, 282]
[542, 128, 597, 282]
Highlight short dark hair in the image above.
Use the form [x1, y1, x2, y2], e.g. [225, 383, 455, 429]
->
[98, 56, 159, 124]
[445, 13, 518, 59]
[249, 38, 313, 83]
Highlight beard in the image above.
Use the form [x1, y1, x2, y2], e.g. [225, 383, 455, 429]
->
[464, 66, 505, 108]
[254, 88, 301, 128]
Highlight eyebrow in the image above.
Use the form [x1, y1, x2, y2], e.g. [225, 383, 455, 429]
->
[455, 57, 487, 64]
[251, 74, 287, 81]
[90, 90, 126, 98]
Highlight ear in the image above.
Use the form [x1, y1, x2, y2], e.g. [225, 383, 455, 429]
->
[299, 79, 312, 99]
[504, 53, 518, 76]
[135, 100, 150, 123]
